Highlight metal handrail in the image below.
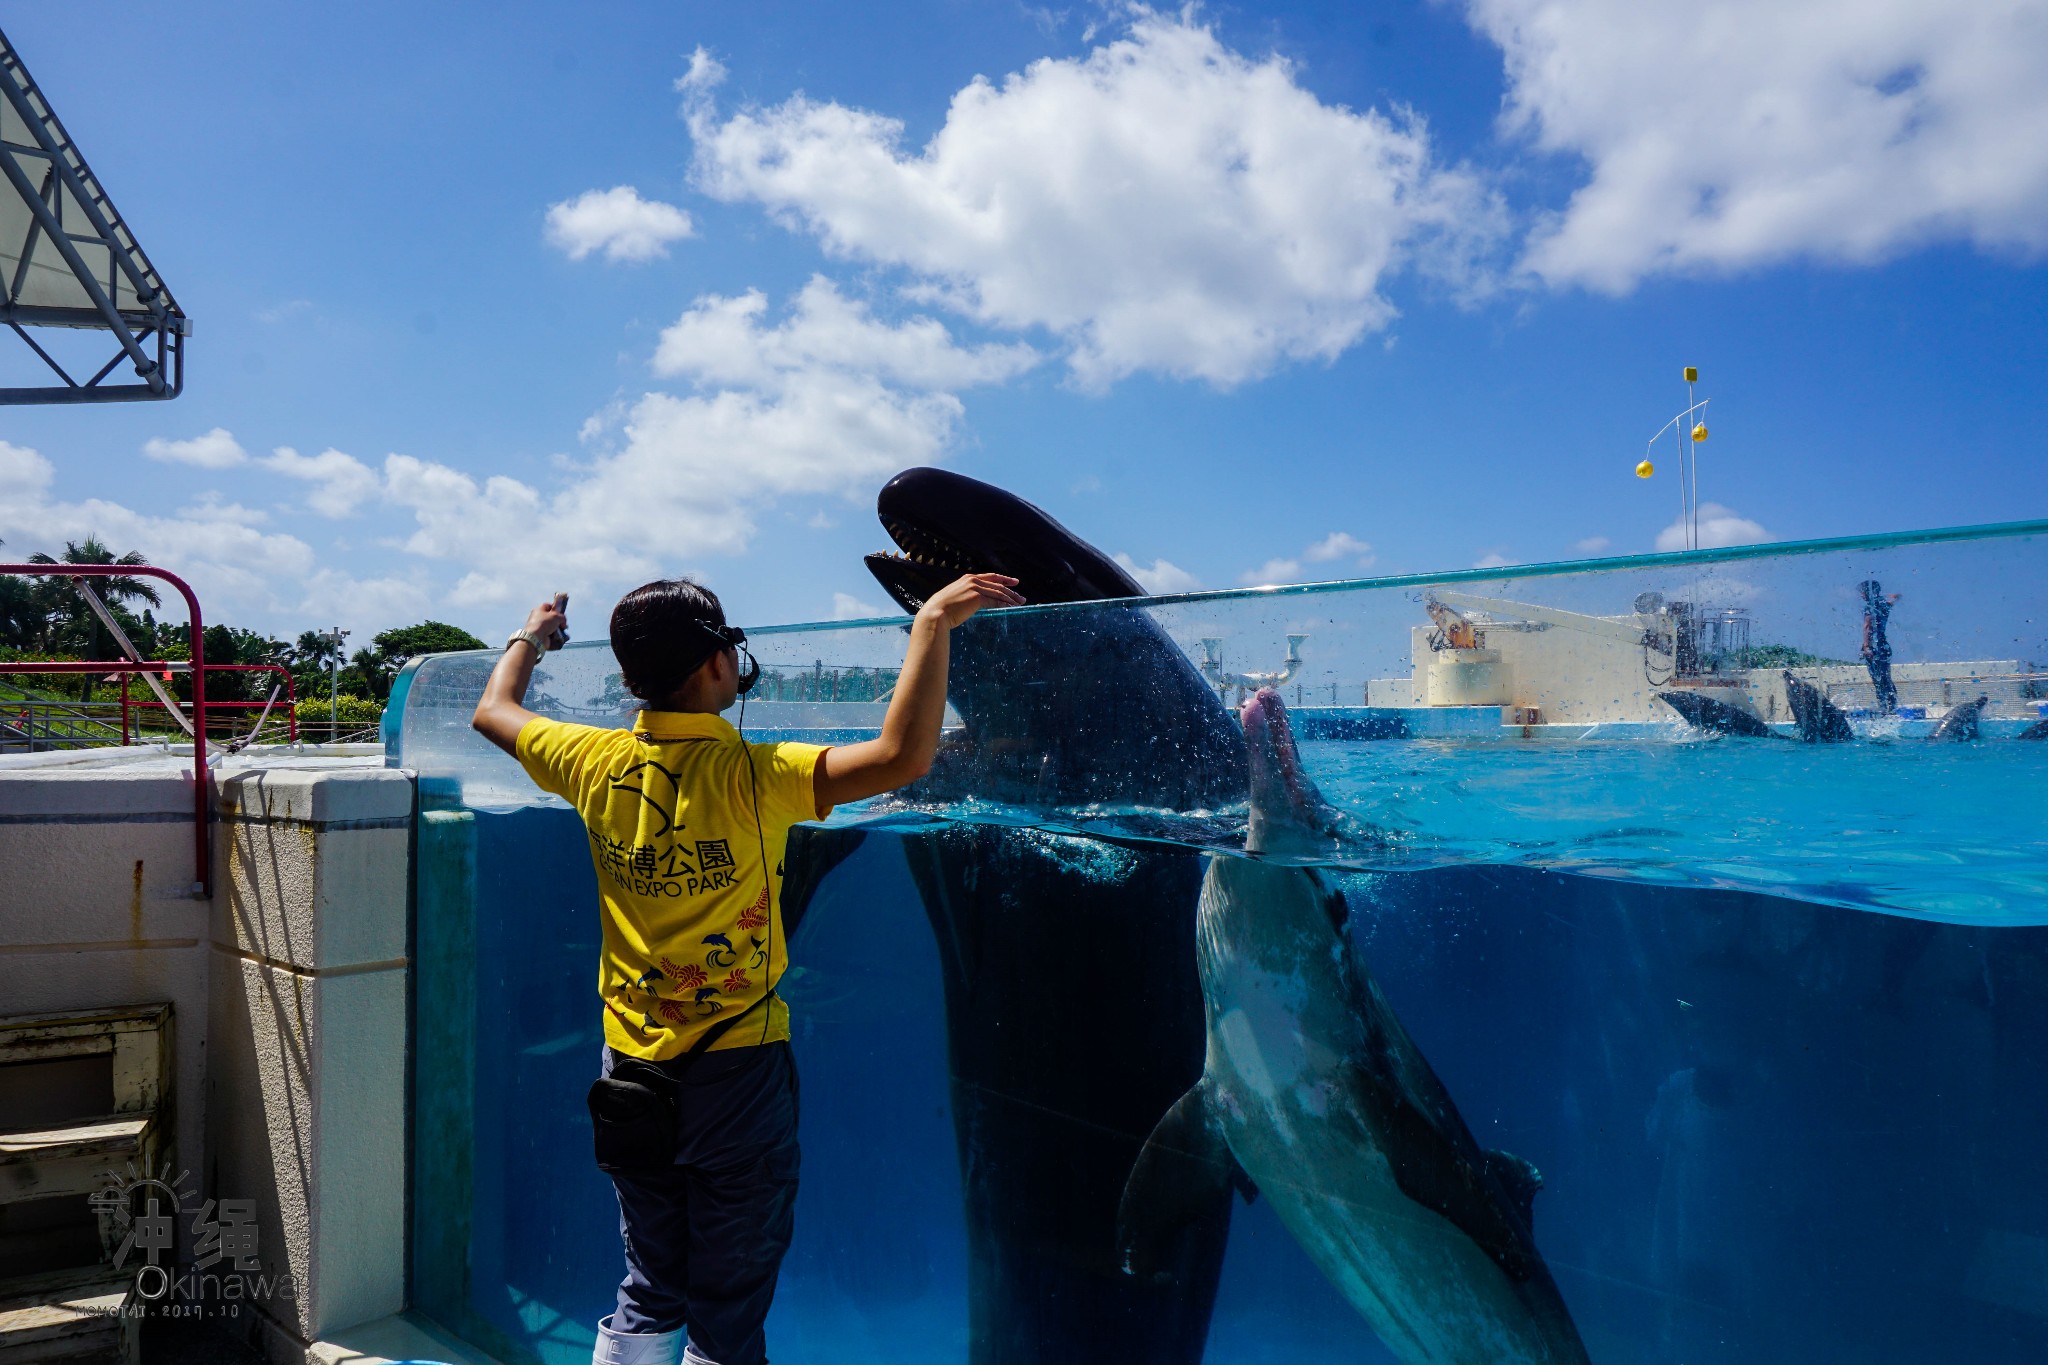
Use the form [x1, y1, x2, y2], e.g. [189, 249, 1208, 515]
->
[0, 564, 211, 894]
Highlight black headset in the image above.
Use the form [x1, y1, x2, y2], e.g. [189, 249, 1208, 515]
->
[679, 619, 760, 695]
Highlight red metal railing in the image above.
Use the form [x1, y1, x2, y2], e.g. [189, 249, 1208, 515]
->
[0, 661, 297, 745]
[0, 564, 212, 895]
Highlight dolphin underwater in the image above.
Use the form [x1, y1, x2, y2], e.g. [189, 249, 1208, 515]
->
[849, 467, 1249, 1364]
[1119, 689, 1591, 1365]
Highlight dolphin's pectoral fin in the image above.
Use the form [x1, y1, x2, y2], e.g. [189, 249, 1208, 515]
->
[1485, 1149, 1543, 1228]
[1117, 1081, 1243, 1281]
[1364, 1067, 1538, 1284]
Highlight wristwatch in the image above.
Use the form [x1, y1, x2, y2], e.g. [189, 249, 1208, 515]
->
[506, 629, 548, 658]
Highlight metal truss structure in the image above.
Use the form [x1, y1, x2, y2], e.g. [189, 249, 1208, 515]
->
[0, 26, 188, 404]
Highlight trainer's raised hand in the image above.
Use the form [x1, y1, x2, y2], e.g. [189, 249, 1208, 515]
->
[918, 573, 1024, 630]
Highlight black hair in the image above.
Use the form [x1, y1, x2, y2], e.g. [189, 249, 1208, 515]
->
[610, 578, 729, 702]
[1858, 579, 1883, 600]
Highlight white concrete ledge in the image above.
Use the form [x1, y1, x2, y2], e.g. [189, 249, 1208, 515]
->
[307, 1312, 506, 1365]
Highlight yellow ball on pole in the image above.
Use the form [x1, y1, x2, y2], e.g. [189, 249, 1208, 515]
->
[1691, 422, 1708, 442]
[1635, 459, 1655, 478]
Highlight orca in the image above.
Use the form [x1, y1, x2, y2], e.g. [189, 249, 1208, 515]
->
[1930, 695, 1989, 741]
[1658, 689, 1771, 737]
[865, 466, 1246, 810]
[854, 467, 1248, 1363]
[1783, 671, 1855, 743]
[2021, 717, 2048, 741]
[1119, 689, 1591, 1365]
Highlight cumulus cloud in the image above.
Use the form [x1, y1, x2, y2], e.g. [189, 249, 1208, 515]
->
[1468, 0, 2048, 291]
[263, 446, 381, 518]
[653, 276, 1038, 391]
[1240, 557, 1301, 587]
[1114, 553, 1200, 595]
[374, 285, 997, 590]
[1303, 531, 1375, 566]
[0, 440, 317, 615]
[544, 186, 695, 263]
[142, 428, 247, 469]
[1656, 503, 1771, 552]
[1239, 529, 1375, 585]
[687, 11, 1501, 387]
[831, 591, 882, 620]
[1574, 535, 1611, 554]
[1473, 551, 1516, 569]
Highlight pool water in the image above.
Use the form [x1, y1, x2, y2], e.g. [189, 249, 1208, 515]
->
[411, 733, 2048, 1365]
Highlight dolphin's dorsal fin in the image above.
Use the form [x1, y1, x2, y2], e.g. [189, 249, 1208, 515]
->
[1116, 1081, 1245, 1280]
[1322, 881, 1350, 935]
[1486, 1149, 1543, 1228]
[1351, 1055, 1539, 1283]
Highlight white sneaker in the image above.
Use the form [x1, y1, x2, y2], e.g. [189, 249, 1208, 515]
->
[592, 1314, 684, 1365]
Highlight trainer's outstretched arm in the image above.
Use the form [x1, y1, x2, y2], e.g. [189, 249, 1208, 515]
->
[814, 573, 1022, 808]
[473, 595, 570, 756]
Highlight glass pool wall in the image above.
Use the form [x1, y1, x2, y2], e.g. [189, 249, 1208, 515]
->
[394, 522, 2048, 1364]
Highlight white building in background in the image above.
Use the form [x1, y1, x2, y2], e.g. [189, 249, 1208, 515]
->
[1367, 591, 2038, 730]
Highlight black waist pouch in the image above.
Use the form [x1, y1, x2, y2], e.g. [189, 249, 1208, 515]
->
[587, 1058, 682, 1175]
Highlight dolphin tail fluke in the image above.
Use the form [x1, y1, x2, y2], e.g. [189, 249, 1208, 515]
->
[1117, 1081, 1249, 1280]
[1484, 1149, 1543, 1228]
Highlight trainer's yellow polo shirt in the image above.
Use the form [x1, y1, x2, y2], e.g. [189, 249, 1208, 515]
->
[516, 710, 829, 1060]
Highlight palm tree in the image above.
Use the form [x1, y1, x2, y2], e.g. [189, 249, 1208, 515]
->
[27, 537, 161, 699]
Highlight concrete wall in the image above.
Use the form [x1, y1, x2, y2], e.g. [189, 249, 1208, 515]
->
[0, 761, 212, 1208]
[0, 751, 417, 1363]
[213, 766, 414, 1355]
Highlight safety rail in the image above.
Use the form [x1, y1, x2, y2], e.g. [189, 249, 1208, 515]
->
[0, 662, 297, 746]
[0, 564, 211, 894]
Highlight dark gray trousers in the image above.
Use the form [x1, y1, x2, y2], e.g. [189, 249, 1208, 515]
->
[602, 1041, 800, 1365]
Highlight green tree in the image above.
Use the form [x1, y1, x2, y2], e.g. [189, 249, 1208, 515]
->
[25, 537, 162, 699]
[371, 621, 487, 667]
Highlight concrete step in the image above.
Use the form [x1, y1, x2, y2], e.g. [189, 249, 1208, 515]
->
[0, 1271, 136, 1364]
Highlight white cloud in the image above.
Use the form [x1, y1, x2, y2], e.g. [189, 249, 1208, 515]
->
[1468, 0, 2048, 291]
[688, 10, 1501, 387]
[142, 427, 247, 469]
[376, 285, 985, 593]
[263, 446, 381, 518]
[1238, 529, 1375, 585]
[1473, 551, 1516, 569]
[675, 47, 727, 101]
[1656, 503, 1771, 552]
[653, 276, 1038, 392]
[1114, 553, 1200, 595]
[1574, 535, 1611, 554]
[1240, 557, 1302, 587]
[295, 569, 435, 643]
[1303, 531, 1375, 566]
[173, 493, 268, 526]
[0, 440, 317, 617]
[544, 186, 695, 263]
[831, 591, 883, 620]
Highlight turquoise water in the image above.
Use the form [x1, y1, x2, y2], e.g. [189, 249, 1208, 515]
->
[904, 736, 2048, 923]
[411, 734, 2048, 1365]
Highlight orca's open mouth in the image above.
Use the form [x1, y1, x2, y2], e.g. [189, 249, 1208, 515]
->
[863, 466, 1145, 614]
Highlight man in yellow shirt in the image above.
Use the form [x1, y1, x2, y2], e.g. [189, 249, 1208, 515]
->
[473, 571, 1021, 1365]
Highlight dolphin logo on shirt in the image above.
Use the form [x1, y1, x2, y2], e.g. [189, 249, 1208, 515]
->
[609, 759, 689, 837]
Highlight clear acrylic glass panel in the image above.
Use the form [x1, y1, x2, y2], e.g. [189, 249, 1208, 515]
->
[396, 520, 2048, 1365]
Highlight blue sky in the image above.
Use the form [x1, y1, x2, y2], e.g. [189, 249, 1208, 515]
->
[1, 0, 2044, 642]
